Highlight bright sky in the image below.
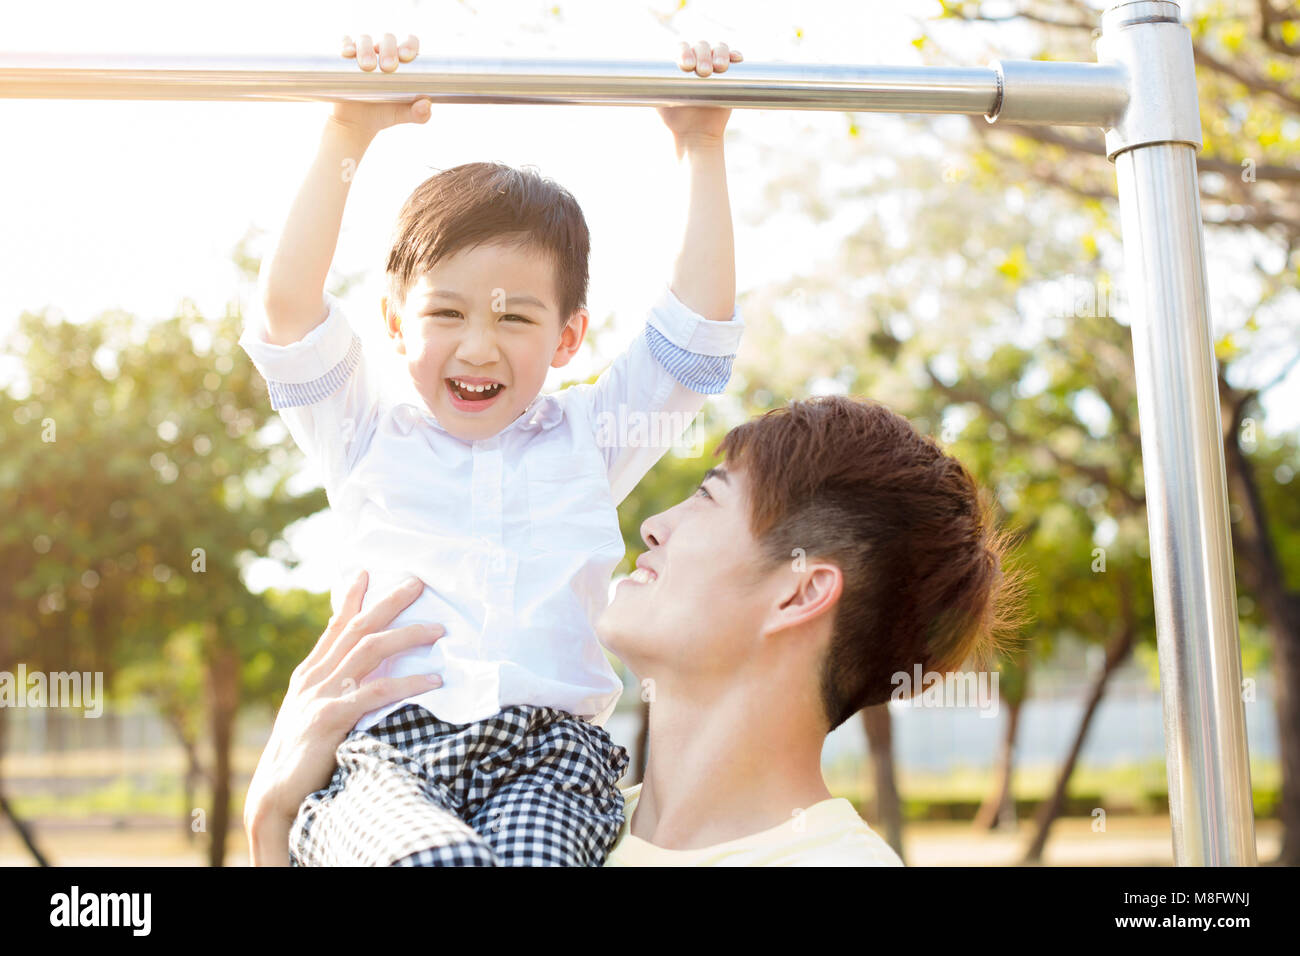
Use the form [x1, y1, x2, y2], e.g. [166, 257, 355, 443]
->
[1, 0, 1291, 595]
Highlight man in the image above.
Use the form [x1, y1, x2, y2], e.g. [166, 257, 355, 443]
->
[245, 394, 1021, 866]
[596, 394, 1020, 864]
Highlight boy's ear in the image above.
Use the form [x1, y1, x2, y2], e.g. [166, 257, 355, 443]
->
[550, 307, 589, 369]
[382, 295, 406, 355]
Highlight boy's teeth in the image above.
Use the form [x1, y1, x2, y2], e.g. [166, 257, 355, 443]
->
[630, 568, 656, 584]
[453, 379, 501, 394]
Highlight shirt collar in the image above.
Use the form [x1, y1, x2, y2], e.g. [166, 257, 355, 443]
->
[386, 377, 565, 437]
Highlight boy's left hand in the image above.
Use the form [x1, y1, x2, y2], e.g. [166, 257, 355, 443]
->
[657, 41, 743, 145]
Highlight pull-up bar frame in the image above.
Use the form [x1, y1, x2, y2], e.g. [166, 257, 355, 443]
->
[0, 0, 1256, 865]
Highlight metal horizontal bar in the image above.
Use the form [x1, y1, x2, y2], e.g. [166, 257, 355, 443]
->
[0, 52, 1127, 126]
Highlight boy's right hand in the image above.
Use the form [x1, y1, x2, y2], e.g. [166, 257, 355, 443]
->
[330, 33, 433, 138]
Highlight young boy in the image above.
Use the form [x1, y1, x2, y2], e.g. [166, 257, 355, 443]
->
[238, 33, 745, 866]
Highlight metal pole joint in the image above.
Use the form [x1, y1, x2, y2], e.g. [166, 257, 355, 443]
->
[1097, 0, 1203, 161]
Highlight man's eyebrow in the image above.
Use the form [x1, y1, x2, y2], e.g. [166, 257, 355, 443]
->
[425, 290, 550, 311]
[701, 467, 729, 487]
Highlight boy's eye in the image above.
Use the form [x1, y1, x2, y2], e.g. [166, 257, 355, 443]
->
[694, 484, 712, 500]
[428, 310, 529, 323]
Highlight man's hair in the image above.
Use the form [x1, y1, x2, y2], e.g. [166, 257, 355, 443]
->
[714, 395, 1027, 732]
[385, 161, 590, 326]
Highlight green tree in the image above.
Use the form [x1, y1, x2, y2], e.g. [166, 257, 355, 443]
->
[929, 0, 1300, 867]
[0, 257, 329, 865]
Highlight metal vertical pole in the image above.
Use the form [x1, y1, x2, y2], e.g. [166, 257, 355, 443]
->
[1098, 1, 1257, 864]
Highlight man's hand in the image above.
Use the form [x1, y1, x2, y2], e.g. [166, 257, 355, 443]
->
[243, 571, 445, 864]
[656, 41, 743, 147]
[330, 33, 433, 139]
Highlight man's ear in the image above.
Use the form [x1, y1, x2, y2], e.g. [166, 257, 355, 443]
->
[767, 562, 843, 636]
[382, 295, 406, 355]
[550, 308, 589, 369]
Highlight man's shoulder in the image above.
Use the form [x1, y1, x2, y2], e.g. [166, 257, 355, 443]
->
[739, 798, 899, 867]
[608, 787, 904, 867]
[779, 831, 906, 867]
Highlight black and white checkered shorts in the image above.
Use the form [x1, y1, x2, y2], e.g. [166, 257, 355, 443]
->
[288, 702, 631, 866]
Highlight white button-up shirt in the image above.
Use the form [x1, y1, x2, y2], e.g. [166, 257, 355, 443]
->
[239, 284, 744, 732]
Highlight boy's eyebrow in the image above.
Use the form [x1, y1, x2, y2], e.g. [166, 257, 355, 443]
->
[702, 467, 729, 487]
[425, 289, 550, 311]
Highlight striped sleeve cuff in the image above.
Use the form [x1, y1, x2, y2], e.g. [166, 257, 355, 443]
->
[238, 291, 362, 410]
[644, 283, 745, 395]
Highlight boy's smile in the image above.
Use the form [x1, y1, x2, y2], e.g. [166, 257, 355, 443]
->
[445, 374, 507, 412]
[382, 239, 588, 441]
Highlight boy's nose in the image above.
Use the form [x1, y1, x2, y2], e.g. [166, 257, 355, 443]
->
[455, 324, 500, 364]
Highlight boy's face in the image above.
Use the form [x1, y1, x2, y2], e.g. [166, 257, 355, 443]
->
[382, 239, 587, 442]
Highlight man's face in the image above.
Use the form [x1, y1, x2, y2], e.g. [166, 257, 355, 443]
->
[383, 240, 587, 442]
[597, 462, 775, 682]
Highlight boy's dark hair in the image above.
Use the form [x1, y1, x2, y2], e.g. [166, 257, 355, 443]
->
[386, 161, 590, 326]
[714, 395, 1028, 732]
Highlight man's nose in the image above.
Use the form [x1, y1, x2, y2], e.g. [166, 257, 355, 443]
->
[640, 510, 670, 549]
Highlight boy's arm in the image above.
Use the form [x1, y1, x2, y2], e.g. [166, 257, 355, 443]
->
[665, 138, 736, 325]
[574, 137, 744, 506]
[655, 40, 742, 322]
[258, 119, 375, 344]
[239, 287, 383, 497]
[575, 286, 744, 507]
[241, 36, 433, 493]
[568, 42, 744, 504]
[261, 32, 431, 343]
[239, 120, 386, 495]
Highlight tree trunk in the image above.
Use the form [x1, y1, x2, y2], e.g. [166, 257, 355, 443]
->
[205, 638, 240, 867]
[1021, 616, 1135, 864]
[183, 741, 205, 845]
[0, 643, 52, 865]
[1267, 595, 1300, 866]
[160, 710, 206, 846]
[0, 792, 51, 866]
[1221, 389, 1300, 866]
[974, 694, 1022, 831]
[860, 703, 904, 860]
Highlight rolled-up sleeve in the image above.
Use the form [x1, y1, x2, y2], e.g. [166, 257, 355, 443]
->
[238, 291, 382, 495]
[571, 283, 745, 507]
[643, 284, 744, 395]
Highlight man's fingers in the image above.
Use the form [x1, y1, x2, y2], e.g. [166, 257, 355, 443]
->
[317, 576, 425, 675]
[298, 570, 368, 675]
[336, 621, 445, 684]
[341, 35, 356, 59]
[339, 673, 444, 716]
[398, 34, 419, 61]
[334, 569, 369, 628]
